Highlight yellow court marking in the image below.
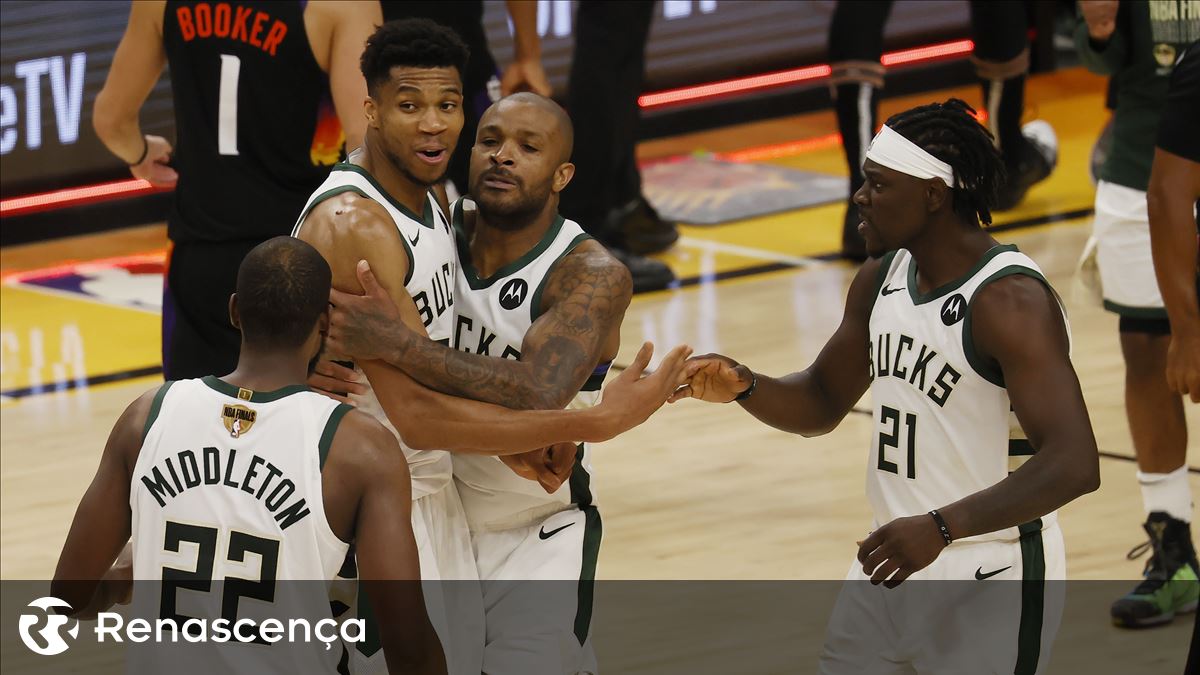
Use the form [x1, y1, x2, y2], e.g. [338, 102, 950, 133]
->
[0, 284, 160, 393]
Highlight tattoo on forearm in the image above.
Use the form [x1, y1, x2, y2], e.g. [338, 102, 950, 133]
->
[391, 250, 632, 410]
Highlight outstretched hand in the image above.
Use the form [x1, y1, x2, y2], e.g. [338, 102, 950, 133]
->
[328, 260, 408, 362]
[591, 342, 692, 441]
[669, 353, 753, 403]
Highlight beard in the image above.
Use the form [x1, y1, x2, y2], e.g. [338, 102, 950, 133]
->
[472, 174, 552, 231]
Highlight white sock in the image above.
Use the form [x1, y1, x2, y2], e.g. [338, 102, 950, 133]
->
[1138, 466, 1195, 523]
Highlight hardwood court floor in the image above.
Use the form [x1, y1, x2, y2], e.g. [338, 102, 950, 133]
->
[1, 68, 1196, 671]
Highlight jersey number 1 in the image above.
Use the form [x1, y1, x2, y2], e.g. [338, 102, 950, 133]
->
[878, 406, 917, 479]
[218, 54, 240, 156]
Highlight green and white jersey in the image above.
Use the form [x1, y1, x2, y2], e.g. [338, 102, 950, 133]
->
[293, 163, 457, 499]
[130, 377, 351, 674]
[867, 245, 1069, 543]
[449, 198, 608, 532]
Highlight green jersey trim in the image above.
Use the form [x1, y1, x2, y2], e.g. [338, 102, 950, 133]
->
[455, 208, 569, 290]
[200, 376, 310, 403]
[1016, 519, 1046, 675]
[318, 404, 354, 470]
[330, 163, 436, 229]
[907, 244, 1018, 306]
[868, 250, 899, 315]
[530, 232, 594, 322]
[142, 381, 176, 441]
[293, 184, 415, 286]
[575, 504, 602, 645]
[1101, 300, 1169, 319]
[961, 264, 1054, 388]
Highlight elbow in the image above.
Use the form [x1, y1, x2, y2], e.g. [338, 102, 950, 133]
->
[1078, 461, 1102, 497]
[91, 90, 118, 141]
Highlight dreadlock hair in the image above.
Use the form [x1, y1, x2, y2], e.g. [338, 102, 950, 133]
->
[883, 99, 1005, 227]
[360, 19, 469, 97]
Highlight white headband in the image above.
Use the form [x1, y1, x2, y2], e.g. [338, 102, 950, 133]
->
[865, 124, 959, 187]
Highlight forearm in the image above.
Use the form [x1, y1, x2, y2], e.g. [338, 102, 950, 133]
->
[364, 361, 606, 454]
[384, 330, 565, 409]
[738, 368, 850, 437]
[1148, 183, 1200, 335]
[92, 89, 145, 164]
[505, 0, 542, 62]
[938, 444, 1099, 540]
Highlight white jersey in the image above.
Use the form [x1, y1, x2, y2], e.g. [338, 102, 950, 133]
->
[867, 245, 1068, 542]
[448, 198, 607, 532]
[130, 377, 351, 673]
[294, 163, 458, 499]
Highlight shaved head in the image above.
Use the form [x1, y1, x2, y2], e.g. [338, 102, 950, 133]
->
[482, 92, 574, 163]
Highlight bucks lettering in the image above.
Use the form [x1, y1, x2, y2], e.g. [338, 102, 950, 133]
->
[454, 314, 521, 359]
[413, 261, 455, 329]
[869, 332, 962, 407]
[139, 446, 311, 530]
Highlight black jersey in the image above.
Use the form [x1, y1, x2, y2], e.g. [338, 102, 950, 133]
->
[163, 1, 341, 244]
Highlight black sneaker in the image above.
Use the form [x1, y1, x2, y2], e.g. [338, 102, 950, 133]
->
[841, 199, 867, 262]
[609, 197, 680, 256]
[606, 246, 676, 294]
[1111, 512, 1200, 628]
[995, 120, 1057, 211]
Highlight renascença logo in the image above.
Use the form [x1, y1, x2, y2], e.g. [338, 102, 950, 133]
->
[18, 597, 80, 655]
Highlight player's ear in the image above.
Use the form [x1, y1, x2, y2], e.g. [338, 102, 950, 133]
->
[364, 96, 379, 129]
[925, 179, 950, 214]
[228, 294, 241, 329]
[316, 307, 330, 337]
[552, 162, 575, 193]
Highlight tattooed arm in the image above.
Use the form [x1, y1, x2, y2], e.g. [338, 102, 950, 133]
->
[328, 239, 632, 410]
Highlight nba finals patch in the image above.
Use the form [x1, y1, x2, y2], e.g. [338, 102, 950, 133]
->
[3, 252, 165, 313]
[221, 403, 257, 438]
[642, 156, 846, 226]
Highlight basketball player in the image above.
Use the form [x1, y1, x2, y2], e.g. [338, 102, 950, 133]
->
[1076, 1, 1200, 627]
[671, 100, 1100, 673]
[292, 21, 690, 674]
[94, 0, 381, 380]
[319, 92, 626, 674]
[51, 237, 446, 674]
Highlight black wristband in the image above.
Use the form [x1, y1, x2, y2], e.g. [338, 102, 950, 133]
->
[733, 370, 757, 402]
[129, 136, 149, 166]
[928, 509, 953, 546]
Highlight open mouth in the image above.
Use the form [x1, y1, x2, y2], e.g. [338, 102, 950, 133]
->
[416, 148, 446, 164]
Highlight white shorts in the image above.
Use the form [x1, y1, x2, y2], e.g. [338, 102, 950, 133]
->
[473, 506, 602, 675]
[1092, 180, 1167, 318]
[351, 482, 485, 675]
[819, 522, 1066, 675]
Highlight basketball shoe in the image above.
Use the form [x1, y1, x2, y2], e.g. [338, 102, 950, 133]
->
[1111, 511, 1200, 628]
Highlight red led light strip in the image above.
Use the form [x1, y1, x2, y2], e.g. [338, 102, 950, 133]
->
[0, 178, 168, 217]
[1, 39, 976, 216]
[639, 38, 976, 110]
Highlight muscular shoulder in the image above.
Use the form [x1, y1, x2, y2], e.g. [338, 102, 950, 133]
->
[298, 193, 405, 287]
[327, 409, 409, 480]
[972, 274, 1068, 363]
[541, 239, 633, 310]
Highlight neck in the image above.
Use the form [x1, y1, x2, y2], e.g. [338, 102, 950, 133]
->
[222, 345, 312, 393]
[355, 133, 428, 216]
[469, 200, 558, 278]
[906, 214, 997, 293]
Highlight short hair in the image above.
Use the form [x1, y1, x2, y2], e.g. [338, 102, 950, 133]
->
[884, 99, 1005, 227]
[359, 18, 469, 96]
[235, 237, 331, 349]
[496, 92, 575, 163]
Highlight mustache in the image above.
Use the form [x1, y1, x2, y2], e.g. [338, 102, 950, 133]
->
[480, 168, 521, 186]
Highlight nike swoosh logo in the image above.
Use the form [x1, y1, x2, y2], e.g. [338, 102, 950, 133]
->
[407, 230, 420, 246]
[975, 565, 1012, 580]
[881, 285, 903, 296]
[538, 522, 575, 540]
